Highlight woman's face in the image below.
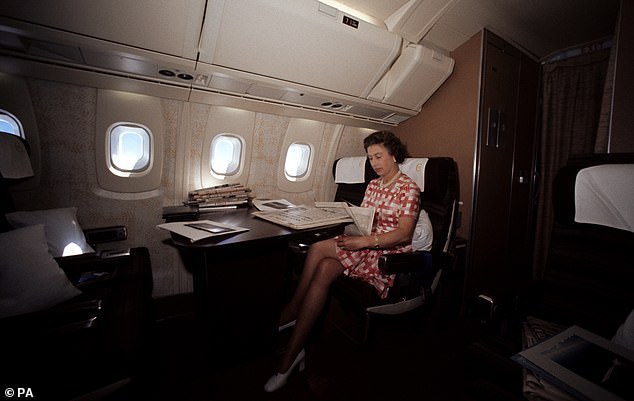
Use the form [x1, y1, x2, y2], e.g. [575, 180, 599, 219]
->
[367, 143, 397, 177]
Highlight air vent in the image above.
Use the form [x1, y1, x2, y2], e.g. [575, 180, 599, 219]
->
[0, 4, 453, 128]
[194, 65, 416, 125]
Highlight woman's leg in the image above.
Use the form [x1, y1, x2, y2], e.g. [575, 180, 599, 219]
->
[279, 238, 338, 325]
[277, 256, 345, 373]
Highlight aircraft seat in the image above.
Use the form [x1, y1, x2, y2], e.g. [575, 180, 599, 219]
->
[287, 155, 460, 344]
[329, 156, 459, 343]
[463, 152, 634, 401]
[0, 133, 154, 400]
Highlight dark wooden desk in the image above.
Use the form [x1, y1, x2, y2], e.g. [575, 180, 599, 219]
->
[169, 207, 342, 362]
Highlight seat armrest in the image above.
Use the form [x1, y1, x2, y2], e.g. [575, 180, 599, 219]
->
[55, 253, 109, 283]
[378, 251, 433, 275]
[55, 249, 138, 285]
[287, 225, 345, 254]
[0, 298, 103, 337]
[83, 225, 128, 246]
[378, 250, 452, 275]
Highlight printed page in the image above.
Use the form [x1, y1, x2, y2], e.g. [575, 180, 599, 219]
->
[315, 202, 374, 236]
[252, 198, 296, 211]
[345, 204, 374, 236]
[157, 219, 249, 242]
[252, 205, 351, 230]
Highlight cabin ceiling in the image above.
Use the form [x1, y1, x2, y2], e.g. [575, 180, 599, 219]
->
[0, 0, 621, 128]
[338, 0, 620, 60]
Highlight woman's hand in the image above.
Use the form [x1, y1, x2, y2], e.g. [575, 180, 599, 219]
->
[337, 214, 417, 251]
[336, 235, 371, 251]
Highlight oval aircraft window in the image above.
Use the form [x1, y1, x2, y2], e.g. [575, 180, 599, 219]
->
[210, 134, 242, 176]
[284, 142, 312, 181]
[0, 109, 24, 138]
[108, 123, 151, 175]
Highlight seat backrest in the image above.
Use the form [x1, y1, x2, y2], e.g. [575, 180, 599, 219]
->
[0, 134, 32, 232]
[332, 156, 459, 253]
[539, 153, 634, 337]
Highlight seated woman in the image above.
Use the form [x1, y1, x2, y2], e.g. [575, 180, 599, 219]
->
[264, 130, 421, 392]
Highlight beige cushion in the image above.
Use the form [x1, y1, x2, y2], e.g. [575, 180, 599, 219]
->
[0, 224, 82, 318]
[6, 207, 95, 257]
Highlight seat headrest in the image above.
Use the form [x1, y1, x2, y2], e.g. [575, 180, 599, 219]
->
[0, 133, 33, 179]
[332, 155, 459, 252]
[574, 164, 634, 232]
[399, 158, 428, 190]
[334, 156, 367, 184]
[552, 153, 634, 229]
[334, 157, 428, 189]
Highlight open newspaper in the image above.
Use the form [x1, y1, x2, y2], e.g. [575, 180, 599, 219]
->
[314, 202, 375, 236]
[252, 202, 375, 234]
[252, 205, 352, 230]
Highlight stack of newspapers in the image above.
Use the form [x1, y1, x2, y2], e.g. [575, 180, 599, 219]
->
[185, 183, 252, 209]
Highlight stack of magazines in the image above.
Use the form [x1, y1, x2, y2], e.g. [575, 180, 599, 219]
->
[186, 183, 252, 210]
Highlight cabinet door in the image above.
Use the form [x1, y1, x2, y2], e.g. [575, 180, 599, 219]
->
[465, 31, 537, 304]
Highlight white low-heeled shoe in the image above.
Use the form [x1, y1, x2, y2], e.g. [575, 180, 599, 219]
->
[263, 348, 306, 392]
[278, 319, 296, 332]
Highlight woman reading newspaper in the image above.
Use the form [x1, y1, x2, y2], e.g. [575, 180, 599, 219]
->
[264, 131, 421, 392]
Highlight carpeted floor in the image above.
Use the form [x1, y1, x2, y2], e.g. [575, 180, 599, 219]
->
[102, 284, 475, 401]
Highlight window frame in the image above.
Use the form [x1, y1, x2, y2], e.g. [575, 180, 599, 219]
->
[209, 133, 244, 179]
[105, 122, 153, 178]
[284, 141, 313, 181]
[0, 109, 25, 139]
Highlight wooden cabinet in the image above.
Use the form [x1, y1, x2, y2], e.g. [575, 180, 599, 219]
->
[463, 30, 540, 306]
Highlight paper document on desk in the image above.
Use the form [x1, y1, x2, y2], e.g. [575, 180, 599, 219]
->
[252, 205, 352, 230]
[314, 202, 375, 236]
[157, 219, 249, 242]
[252, 198, 296, 211]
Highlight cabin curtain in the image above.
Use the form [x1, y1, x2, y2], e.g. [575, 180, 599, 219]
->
[532, 47, 611, 279]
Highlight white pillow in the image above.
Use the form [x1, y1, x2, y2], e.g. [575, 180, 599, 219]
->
[412, 209, 433, 251]
[612, 308, 634, 351]
[5, 207, 95, 257]
[0, 224, 82, 319]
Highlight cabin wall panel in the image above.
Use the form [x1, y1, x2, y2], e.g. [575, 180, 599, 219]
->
[0, 73, 42, 189]
[157, 99, 193, 296]
[335, 126, 374, 161]
[249, 113, 290, 200]
[315, 124, 342, 203]
[18, 80, 98, 210]
[186, 103, 213, 194]
[95, 89, 165, 193]
[610, 0, 634, 152]
[394, 32, 482, 239]
[11, 79, 192, 298]
[5, 73, 384, 299]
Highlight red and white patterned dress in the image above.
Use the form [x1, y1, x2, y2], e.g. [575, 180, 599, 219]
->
[335, 173, 420, 299]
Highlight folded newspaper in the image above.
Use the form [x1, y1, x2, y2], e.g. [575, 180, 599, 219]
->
[314, 202, 375, 236]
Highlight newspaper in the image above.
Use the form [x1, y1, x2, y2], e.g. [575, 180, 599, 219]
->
[252, 198, 296, 211]
[314, 201, 375, 236]
[252, 205, 352, 230]
[512, 324, 634, 401]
